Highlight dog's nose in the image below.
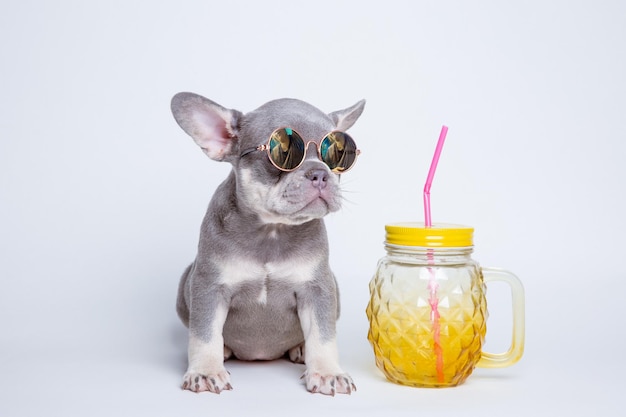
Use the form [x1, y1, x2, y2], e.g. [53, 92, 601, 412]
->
[306, 168, 329, 189]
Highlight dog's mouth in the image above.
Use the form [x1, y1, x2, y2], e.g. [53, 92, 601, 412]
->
[297, 184, 342, 211]
[258, 190, 340, 225]
[303, 194, 331, 212]
[300, 187, 345, 219]
[239, 167, 342, 225]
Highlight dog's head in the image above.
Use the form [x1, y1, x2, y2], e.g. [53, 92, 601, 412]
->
[171, 93, 365, 225]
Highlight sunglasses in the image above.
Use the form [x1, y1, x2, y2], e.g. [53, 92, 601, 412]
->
[241, 127, 360, 173]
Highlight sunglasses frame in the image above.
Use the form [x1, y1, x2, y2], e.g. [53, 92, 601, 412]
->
[241, 127, 361, 174]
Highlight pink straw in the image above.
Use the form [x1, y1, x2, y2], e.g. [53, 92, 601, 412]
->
[423, 125, 448, 381]
[423, 125, 448, 227]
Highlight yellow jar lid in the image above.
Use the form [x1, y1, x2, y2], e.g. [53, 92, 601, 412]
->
[385, 222, 474, 247]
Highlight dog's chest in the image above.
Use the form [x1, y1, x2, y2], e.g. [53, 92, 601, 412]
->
[218, 256, 318, 304]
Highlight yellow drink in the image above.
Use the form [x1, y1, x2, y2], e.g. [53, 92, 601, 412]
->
[366, 262, 487, 388]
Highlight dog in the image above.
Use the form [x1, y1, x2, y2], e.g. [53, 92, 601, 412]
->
[171, 92, 365, 395]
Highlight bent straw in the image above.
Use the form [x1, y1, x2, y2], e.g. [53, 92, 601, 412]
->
[423, 125, 449, 227]
[423, 125, 448, 382]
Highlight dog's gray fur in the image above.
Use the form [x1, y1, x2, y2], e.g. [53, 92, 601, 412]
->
[171, 92, 365, 395]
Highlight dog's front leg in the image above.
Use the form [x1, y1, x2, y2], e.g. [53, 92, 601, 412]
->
[297, 286, 356, 396]
[183, 296, 232, 394]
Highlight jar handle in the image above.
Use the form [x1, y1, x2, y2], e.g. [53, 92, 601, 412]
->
[477, 267, 525, 368]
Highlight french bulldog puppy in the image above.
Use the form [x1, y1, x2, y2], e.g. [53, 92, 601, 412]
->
[171, 93, 365, 395]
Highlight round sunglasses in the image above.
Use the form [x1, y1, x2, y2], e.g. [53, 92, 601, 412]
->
[241, 127, 360, 173]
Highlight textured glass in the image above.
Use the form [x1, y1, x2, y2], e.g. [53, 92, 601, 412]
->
[366, 250, 488, 387]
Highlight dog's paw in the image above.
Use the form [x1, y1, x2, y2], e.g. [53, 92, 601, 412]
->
[182, 370, 232, 394]
[288, 344, 305, 364]
[301, 370, 356, 396]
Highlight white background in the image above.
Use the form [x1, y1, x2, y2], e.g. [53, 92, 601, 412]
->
[1, 1, 625, 416]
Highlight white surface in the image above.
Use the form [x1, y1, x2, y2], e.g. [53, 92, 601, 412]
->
[1, 1, 625, 416]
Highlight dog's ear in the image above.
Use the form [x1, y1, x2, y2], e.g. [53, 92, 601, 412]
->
[329, 99, 366, 131]
[171, 92, 243, 161]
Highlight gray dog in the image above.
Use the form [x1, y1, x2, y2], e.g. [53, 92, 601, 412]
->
[171, 92, 365, 395]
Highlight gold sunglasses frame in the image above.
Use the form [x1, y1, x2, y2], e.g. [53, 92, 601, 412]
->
[241, 127, 361, 174]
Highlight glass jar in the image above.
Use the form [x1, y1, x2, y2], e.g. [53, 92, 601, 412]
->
[366, 222, 525, 388]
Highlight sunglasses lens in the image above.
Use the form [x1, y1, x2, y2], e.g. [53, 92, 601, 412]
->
[320, 132, 358, 172]
[268, 128, 305, 170]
